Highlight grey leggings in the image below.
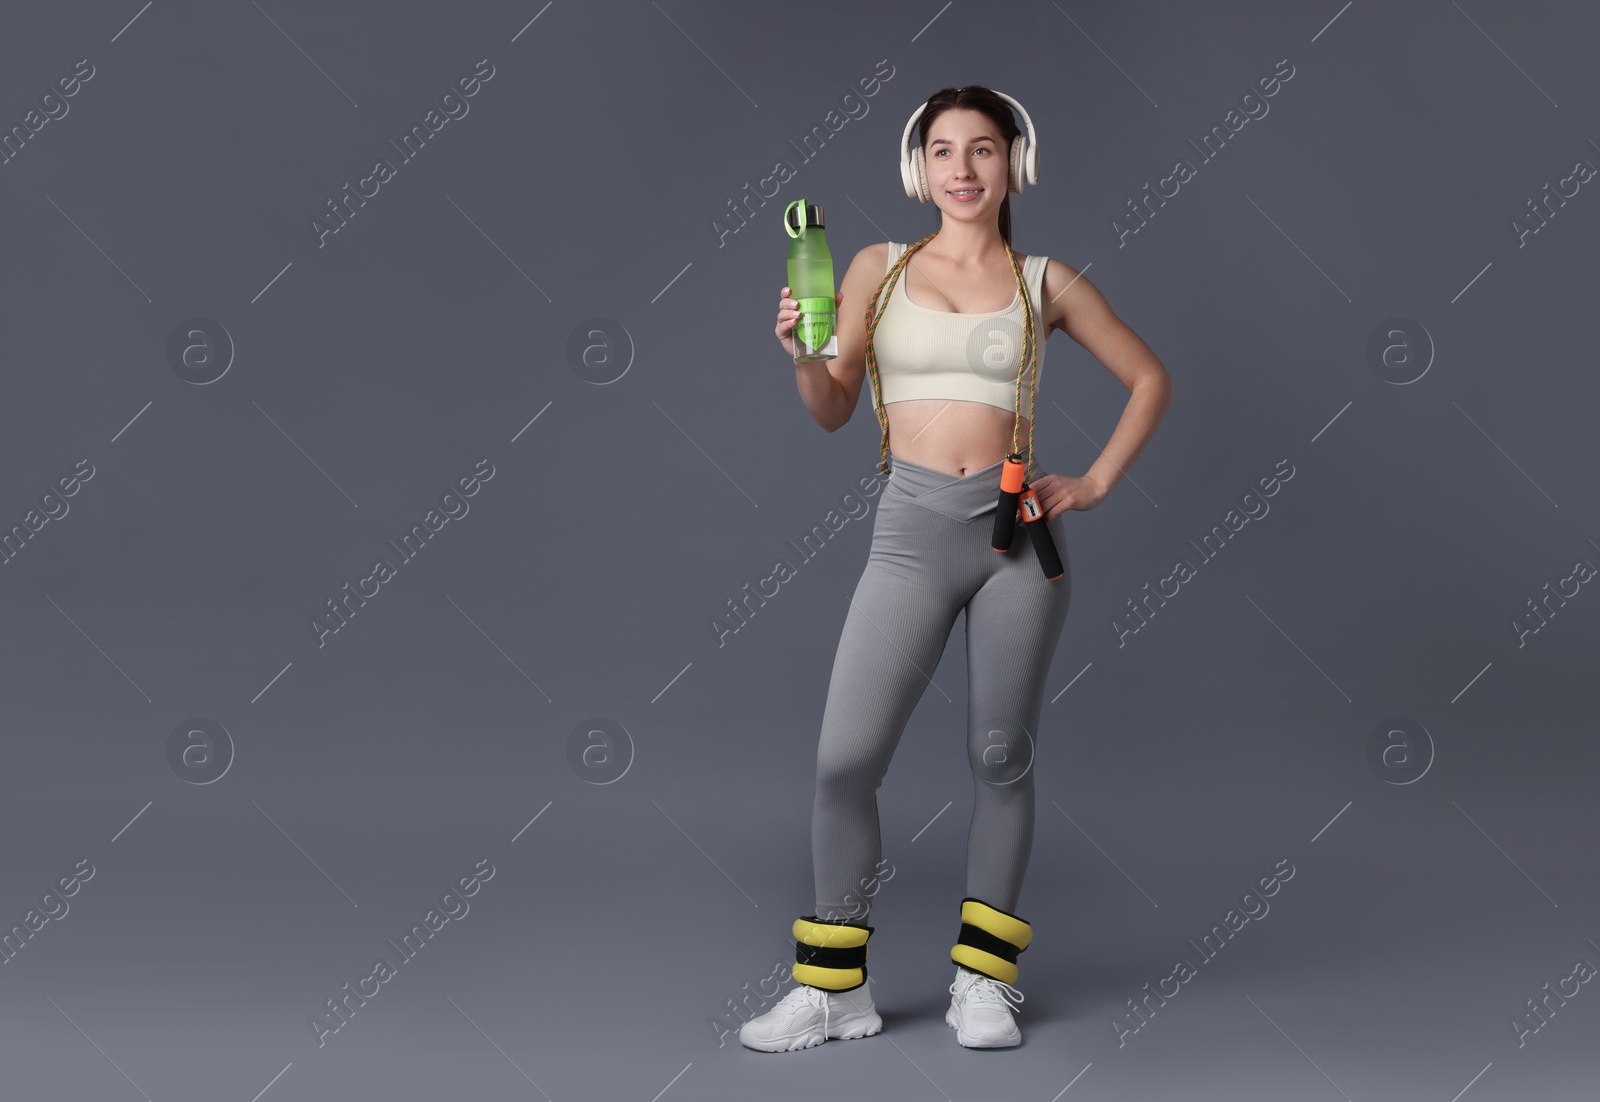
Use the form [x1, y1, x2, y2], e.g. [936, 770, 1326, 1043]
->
[813, 453, 1073, 923]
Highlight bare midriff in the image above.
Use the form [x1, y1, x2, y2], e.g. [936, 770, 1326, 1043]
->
[886, 399, 1032, 478]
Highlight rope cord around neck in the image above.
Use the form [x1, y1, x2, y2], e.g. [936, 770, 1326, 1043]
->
[862, 231, 1040, 482]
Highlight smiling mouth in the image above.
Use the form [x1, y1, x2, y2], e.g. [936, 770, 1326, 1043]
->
[950, 188, 983, 195]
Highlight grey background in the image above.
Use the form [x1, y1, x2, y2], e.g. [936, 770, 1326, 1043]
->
[2, 0, 1597, 1099]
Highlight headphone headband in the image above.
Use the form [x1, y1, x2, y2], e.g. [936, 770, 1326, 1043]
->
[899, 88, 1039, 201]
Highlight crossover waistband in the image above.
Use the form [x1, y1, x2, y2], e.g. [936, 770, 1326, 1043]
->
[886, 454, 1007, 523]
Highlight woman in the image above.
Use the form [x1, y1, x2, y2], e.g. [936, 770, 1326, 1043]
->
[741, 87, 1172, 1053]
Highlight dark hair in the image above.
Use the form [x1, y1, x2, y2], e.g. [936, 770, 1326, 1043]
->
[915, 86, 1024, 246]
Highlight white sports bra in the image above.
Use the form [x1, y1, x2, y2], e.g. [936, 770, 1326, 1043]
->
[870, 241, 1049, 413]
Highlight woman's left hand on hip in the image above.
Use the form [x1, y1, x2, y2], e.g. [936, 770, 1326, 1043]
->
[1024, 472, 1108, 522]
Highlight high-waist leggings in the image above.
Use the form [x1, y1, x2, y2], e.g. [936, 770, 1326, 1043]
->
[812, 454, 1073, 923]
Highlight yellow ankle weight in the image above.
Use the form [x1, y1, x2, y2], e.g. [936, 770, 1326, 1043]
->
[949, 897, 1032, 985]
[791, 915, 874, 992]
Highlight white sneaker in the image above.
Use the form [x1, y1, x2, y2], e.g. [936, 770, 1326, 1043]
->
[738, 981, 883, 1052]
[946, 965, 1024, 1048]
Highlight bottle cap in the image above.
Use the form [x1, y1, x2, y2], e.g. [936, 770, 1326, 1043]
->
[784, 199, 826, 237]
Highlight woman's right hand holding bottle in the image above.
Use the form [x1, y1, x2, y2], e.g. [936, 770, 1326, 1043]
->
[776, 285, 844, 360]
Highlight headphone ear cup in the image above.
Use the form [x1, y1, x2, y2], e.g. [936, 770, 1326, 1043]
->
[1009, 137, 1027, 194]
[912, 146, 932, 202]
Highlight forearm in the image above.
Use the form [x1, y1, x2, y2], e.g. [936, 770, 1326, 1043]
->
[1084, 377, 1173, 497]
[793, 359, 852, 432]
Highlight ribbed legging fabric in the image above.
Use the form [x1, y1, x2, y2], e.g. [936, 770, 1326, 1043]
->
[812, 453, 1073, 923]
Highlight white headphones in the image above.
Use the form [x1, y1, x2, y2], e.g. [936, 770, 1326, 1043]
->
[900, 88, 1039, 203]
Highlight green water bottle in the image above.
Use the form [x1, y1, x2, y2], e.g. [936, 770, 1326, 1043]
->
[784, 198, 837, 361]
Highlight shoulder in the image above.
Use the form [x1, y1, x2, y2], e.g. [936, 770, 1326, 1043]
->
[837, 243, 894, 307]
[841, 243, 893, 288]
[847, 241, 893, 272]
[1012, 250, 1052, 277]
[1039, 256, 1095, 337]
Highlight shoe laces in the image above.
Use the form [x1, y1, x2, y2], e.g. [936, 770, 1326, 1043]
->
[779, 983, 831, 1033]
[952, 968, 1024, 1015]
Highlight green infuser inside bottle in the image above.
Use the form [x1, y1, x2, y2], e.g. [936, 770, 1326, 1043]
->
[784, 198, 838, 361]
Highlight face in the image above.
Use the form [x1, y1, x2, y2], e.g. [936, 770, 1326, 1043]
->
[923, 107, 1009, 218]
